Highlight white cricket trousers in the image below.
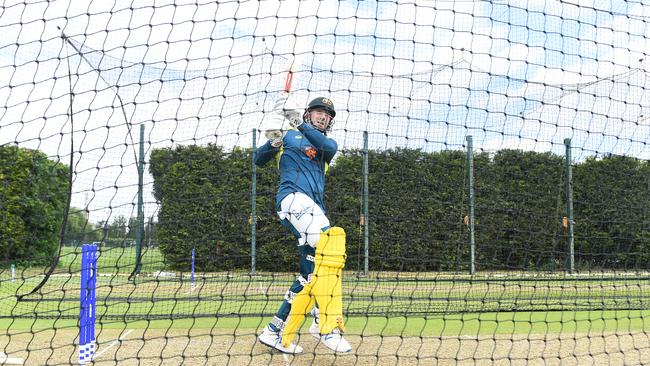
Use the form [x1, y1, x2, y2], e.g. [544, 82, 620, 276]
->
[277, 192, 330, 248]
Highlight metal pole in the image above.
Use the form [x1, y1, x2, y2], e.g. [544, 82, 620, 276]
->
[191, 248, 195, 291]
[135, 123, 145, 274]
[363, 131, 370, 276]
[466, 136, 475, 275]
[564, 138, 575, 273]
[251, 129, 257, 275]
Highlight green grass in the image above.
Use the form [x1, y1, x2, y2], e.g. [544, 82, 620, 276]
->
[2, 310, 649, 336]
[2, 247, 650, 338]
[4, 273, 648, 322]
[57, 245, 165, 273]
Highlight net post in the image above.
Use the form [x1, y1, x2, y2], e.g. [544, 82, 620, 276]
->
[251, 128, 257, 275]
[466, 135, 476, 275]
[363, 130, 370, 276]
[135, 123, 145, 275]
[79, 243, 97, 365]
[564, 138, 575, 273]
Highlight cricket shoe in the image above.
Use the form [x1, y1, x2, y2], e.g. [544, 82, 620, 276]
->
[257, 325, 303, 354]
[310, 323, 352, 353]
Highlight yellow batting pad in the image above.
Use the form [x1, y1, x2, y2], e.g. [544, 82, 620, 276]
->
[282, 227, 347, 347]
[281, 291, 315, 347]
[313, 227, 346, 335]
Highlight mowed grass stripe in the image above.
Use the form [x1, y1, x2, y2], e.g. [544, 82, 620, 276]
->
[1, 310, 650, 336]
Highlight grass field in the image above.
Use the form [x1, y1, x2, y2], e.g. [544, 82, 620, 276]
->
[1, 245, 650, 364]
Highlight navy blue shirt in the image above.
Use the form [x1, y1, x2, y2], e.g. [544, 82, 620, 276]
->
[255, 123, 337, 211]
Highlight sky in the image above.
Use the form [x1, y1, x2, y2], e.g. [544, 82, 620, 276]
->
[0, 0, 649, 224]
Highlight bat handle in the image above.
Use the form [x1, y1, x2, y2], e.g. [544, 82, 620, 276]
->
[283, 71, 294, 93]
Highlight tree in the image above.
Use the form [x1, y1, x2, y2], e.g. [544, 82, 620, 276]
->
[0, 145, 69, 262]
[111, 216, 128, 239]
[65, 207, 101, 245]
[127, 217, 138, 240]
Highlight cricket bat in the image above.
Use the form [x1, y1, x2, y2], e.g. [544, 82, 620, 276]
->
[260, 21, 310, 135]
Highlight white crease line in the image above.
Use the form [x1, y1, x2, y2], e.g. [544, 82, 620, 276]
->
[0, 352, 24, 365]
[93, 329, 134, 360]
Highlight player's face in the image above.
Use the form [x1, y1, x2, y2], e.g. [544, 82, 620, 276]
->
[307, 109, 332, 132]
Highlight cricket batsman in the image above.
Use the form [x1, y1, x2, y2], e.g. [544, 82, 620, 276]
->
[254, 97, 352, 354]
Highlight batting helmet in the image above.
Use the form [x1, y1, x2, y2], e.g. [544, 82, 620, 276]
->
[306, 97, 336, 118]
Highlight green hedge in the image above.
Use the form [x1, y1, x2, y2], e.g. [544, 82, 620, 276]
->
[150, 145, 280, 271]
[150, 145, 650, 272]
[474, 150, 565, 270]
[0, 145, 69, 263]
[573, 155, 650, 269]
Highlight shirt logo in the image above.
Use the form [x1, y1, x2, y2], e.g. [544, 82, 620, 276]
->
[292, 205, 310, 220]
[305, 146, 317, 159]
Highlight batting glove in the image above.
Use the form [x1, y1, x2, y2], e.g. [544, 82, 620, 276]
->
[265, 129, 284, 148]
[282, 108, 304, 128]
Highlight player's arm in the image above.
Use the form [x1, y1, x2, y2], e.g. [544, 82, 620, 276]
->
[254, 142, 278, 166]
[255, 113, 287, 166]
[298, 123, 338, 163]
[255, 130, 284, 166]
